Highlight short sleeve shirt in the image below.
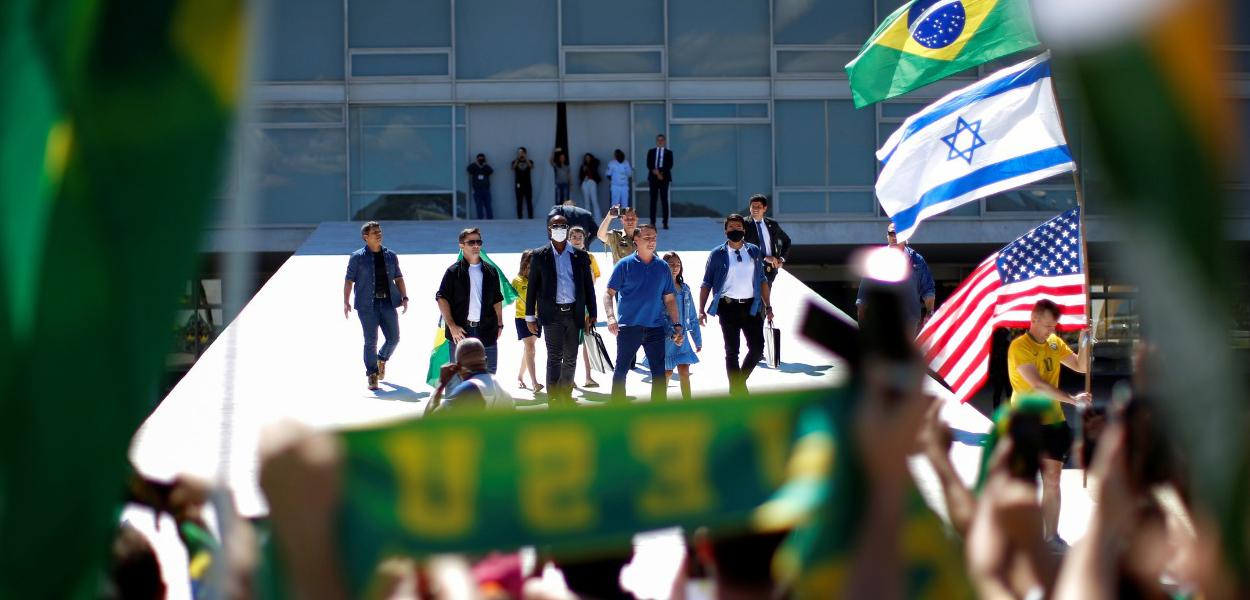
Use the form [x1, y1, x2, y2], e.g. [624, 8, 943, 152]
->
[607, 253, 677, 328]
[606, 229, 636, 263]
[1007, 333, 1074, 424]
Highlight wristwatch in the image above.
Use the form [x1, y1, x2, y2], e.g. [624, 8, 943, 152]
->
[402, 296, 409, 301]
[673, 322, 683, 329]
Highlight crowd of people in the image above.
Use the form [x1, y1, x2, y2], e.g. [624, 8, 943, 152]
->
[460, 135, 674, 231]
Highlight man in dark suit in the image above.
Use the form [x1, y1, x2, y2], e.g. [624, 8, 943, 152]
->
[646, 134, 674, 229]
[525, 214, 599, 406]
[742, 194, 792, 285]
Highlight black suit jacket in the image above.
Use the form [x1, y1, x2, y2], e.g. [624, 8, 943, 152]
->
[435, 258, 503, 344]
[525, 243, 597, 328]
[743, 217, 792, 263]
[645, 147, 674, 184]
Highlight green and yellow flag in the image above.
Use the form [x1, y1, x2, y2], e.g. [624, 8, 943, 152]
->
[0, 0, 244, 596]
[846, 0, 1040, 107]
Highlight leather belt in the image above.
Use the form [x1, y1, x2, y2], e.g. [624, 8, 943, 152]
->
[721, 297, 753, 304]
[374, 292, 389, 299]
[556, 303, 575, 312]
[467, 320, 481, 327]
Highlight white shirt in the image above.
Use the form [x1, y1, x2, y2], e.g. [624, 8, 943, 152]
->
[722, 245, 755, 299]
[752, 218, 772, 257]
[468, 263, 484, 322]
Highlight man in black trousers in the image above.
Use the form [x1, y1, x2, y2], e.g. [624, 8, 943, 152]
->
[525, 214, 598, 406]
[646, 134, 674, 229]
[742, 194, 792, 285]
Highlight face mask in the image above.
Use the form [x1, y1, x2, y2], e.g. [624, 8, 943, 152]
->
[550, 228, 569, 243]
[726, 230, 746, 243]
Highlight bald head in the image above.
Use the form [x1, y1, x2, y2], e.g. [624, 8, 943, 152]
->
[455, 338, 488, 373]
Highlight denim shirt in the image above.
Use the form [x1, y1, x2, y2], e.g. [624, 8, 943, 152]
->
[345, 246, 404, 309]
[675, 283, 703, 348]
[701, 242, 766, 316]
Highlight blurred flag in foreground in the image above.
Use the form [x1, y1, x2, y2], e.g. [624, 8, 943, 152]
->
[0, 0, 245, 596]
[876, 53, 1074, 242]
[846, 0, 1040, 107]
[918, 208, 1087, 403]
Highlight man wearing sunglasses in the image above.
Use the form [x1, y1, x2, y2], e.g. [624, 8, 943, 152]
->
[436, 228, 504, 374]
[344, 221, 408, 390]
[525, 214, 598, 406]
[699, 214, 773, 396]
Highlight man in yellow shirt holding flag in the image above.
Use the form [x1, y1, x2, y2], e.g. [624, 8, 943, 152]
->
[1006, 299, 1090, 550]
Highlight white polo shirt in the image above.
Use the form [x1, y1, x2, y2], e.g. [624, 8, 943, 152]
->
[722, 245, 755, 300]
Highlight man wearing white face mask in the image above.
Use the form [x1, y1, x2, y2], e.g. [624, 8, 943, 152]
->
[525, 214, 598, 406]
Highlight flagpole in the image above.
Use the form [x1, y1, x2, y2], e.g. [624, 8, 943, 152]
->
[1047, 74, 1094, 396]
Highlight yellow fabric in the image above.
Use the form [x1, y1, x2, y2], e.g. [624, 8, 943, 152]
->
[1007, 332, 1073, 424]
[588, 253, 600, 280]
[512, 276, 528, 318]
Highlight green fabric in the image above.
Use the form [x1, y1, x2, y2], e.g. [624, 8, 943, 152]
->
[335, 389, 829, 594]
[0, 0, 242, 596]
[846, 0, 1039, 107]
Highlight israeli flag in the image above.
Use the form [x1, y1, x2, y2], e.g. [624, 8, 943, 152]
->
[877, 53, 1074, 242]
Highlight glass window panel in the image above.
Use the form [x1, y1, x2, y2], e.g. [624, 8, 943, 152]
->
[349, 0, 450, 48]
[880, 102, 926, 120]
[258, 0, 343, 81]
[985, 180, 1078, 212]
[775, 101, 825, 186]
[256, 106, 344, 124]
[669, 0, 769, 77]
[829, 191, 875, 214]
[351, 193, 454, 220]
[562, 0, 663, 45]
[774, 0, 873, 44]
[565, 50, 662, 75]
[671, 189, 739, 217]
[826, 100, 876, 185]
[672, 104, 738, 119]
[456, 105, 466, 126]
[632, 103, 666, 188]
[736, 124, 772, 204]
[737, 104, 768, 118]
[455, 0, 557, 79]
[351, 53, 449, 77]
[670, 124, 737, 187]
[248, 127, 346, 223]
[780, 191, 826, 214]
[776, 50, 857, 76]
[454, 126, 468, 218]
[359, 106, 451, 126]
[350, 107, 453, 195]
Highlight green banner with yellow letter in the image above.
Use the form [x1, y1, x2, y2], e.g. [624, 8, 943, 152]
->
[335, 389, 838, 592]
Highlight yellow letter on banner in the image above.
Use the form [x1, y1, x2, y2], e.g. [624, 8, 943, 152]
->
[517, 424, 597, 532]
[383, 429, 481, 539]
[750, 409, 792, 488]
[630, 416, 715, 519]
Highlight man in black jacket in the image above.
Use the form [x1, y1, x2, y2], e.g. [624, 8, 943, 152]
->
[743, 194, 792, 285]
[436, 228, 503, 373]
[525, 214, 598, 406]
[646, 134, 674, 229]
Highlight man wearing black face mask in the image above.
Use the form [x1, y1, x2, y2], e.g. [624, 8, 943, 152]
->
[525, 214, 598, 406]
[699, 214, 773, 396]
[467, 153, 494, 219]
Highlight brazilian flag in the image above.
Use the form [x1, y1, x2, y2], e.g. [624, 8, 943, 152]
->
[0, 0, 243, 596]
[846, 0, 1040, 107]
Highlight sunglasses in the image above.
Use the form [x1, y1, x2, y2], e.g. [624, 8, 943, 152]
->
[734, 248, 743, 262]
[550, 224, 569, 230]
[464, 239, 483, 246]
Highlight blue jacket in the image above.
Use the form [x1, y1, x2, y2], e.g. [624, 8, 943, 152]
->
[675, 283, 703, 348]
[345, 246, 404, 310]
[701, 242, 767, 317]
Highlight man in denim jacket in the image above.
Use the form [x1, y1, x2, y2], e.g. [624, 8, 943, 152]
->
[698, 214, 774, 396]
[343, 221, 409, 390]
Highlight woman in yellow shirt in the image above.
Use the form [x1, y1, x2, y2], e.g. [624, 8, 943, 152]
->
[512, 250, 542, 393]
[571, 226, 601, 388]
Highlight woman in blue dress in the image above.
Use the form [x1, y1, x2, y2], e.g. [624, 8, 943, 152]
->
[661, 252, 701, 400]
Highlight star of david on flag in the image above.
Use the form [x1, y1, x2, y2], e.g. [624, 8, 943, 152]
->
[917, 207, 1087, 404]
[942, 117, 986, 164]
[875, 53, 1075, 242]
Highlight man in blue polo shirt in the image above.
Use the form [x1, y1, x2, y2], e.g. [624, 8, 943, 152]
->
[604, 224, 683, 403]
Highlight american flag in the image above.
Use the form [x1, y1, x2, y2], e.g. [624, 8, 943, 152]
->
[918, 207, 1087, 403]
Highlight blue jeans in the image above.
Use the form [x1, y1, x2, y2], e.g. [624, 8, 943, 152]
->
[555, 182, 571, 203]
[449, 324, 498, 374]
[612, 325, 667, 403]
[473, 188, 493, 219]
[359, 297, 400, 376]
